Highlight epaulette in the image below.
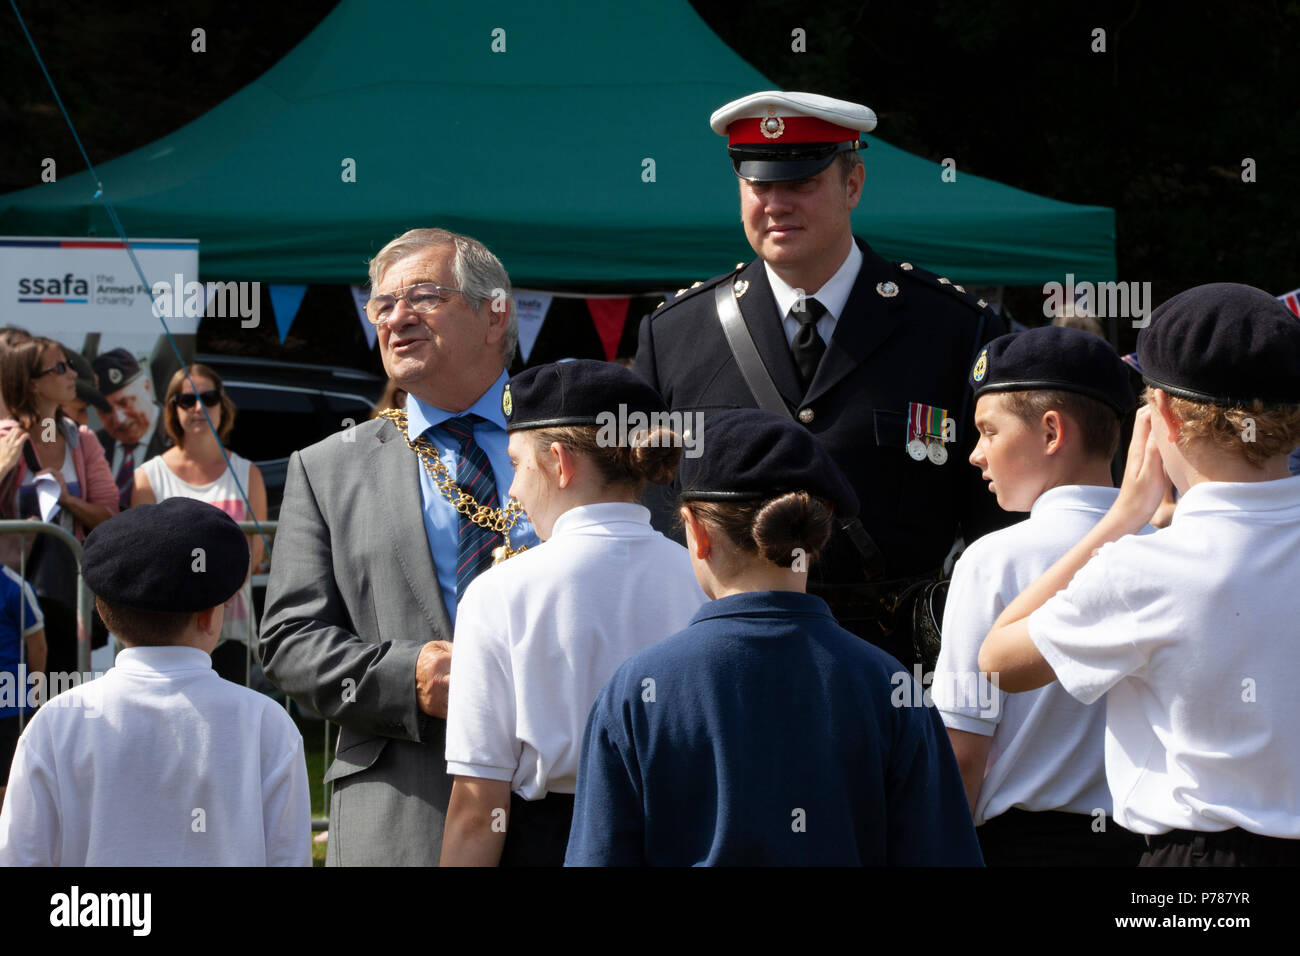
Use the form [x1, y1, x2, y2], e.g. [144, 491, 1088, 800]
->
[893, 260, 997, 316]
[649, 262, 747, 316]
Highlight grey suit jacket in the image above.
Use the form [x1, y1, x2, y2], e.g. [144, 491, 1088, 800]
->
[259, 416, 455, 866]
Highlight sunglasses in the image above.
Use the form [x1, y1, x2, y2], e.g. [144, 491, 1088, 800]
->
[33, 361, 70, 378]
[173, 390, 222, 410]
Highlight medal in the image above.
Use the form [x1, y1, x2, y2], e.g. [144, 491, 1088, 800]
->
[907, 401, 951, 466]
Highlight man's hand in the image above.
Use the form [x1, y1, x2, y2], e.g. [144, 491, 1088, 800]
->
[416, 640, 453, 718]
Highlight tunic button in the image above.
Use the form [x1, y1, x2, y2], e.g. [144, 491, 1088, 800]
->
[798, 408, 814, 424]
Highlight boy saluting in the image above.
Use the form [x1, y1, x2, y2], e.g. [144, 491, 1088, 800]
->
[0, 497, 310, 866]
[981, 283, 1300, 866]
[934, 326, 1149, 865]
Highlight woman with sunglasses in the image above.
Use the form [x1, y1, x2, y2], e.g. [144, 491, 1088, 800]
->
[0, 337, 118, 676]
[131, 364, 267, 684]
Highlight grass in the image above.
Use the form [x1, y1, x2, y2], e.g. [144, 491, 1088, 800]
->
[291, 709, 332, 867]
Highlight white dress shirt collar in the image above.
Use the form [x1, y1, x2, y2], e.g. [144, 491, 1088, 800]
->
[764, 240, 863, 321]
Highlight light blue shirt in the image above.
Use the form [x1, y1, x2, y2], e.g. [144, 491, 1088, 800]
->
[404, 370, 537, 625]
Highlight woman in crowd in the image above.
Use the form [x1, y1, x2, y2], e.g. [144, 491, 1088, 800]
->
[0, 337, 117, 676]
[565, 408, 982, 866]
[440, 359, 705, 866]
[131, 364, 267, 684]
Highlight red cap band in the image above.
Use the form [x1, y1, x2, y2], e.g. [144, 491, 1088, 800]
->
[727, 116, 859, 146]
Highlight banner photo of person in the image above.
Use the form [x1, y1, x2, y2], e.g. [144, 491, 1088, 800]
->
[1, 236, 203, 437]
[0, 237, 207, 676]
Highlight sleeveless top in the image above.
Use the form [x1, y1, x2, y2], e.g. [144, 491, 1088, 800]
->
[139, 453, 253, 644]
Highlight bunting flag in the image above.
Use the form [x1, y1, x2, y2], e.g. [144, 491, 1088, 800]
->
[513, 290, 553, 362]
[1280, 287, 1300, 317]
[267, 284, 308, 343]
[586, 297, 630, 362]
[350, 285, 377, 348]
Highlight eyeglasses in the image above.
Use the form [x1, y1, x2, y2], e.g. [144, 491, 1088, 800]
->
[33, 362, 69, 378]
[364, 282, 466, 324]
[174, 390, 221, 410]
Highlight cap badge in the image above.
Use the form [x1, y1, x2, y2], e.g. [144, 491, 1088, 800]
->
[502, 384, 513, 417]
[876, 281, 899, 298]
[761, 107, 785, 140]
[108, 368, 123, 385]
[972, 349, 989, 383]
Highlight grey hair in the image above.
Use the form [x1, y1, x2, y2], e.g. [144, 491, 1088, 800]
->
[368, 228, 517, 364]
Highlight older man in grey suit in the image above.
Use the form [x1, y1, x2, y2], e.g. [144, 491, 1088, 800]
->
[260, 228, 536, 866]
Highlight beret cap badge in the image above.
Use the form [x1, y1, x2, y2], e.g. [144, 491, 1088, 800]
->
[502, 384, 513, 418]
[108, 368, 123, 384]
[972, 349, 989, 383]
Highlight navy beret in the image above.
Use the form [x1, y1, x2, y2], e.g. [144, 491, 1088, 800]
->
[678, 409, 859, 519]
[970, 326, 1134, 414]
[82, 498, 249, 613]
[503, 359, 667, 432]
[90, 347, 143, 397]
[1137, 283, 1300, 406]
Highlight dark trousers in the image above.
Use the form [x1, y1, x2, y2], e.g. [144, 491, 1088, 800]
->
[500, 792, 576, 867]
[1140, 828, 1300, 867]
[978, 808, 1147, 866]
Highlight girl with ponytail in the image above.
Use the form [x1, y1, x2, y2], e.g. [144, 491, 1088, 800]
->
[566, 408, 983, 866]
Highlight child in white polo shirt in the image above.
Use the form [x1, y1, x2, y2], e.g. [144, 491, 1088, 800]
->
[934, 326, 1148, 865]
[0, 497, 311, 866]
[981, 283, 1300, 866]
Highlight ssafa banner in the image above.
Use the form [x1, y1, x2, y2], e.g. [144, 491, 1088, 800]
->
[1, 236, 202, 436]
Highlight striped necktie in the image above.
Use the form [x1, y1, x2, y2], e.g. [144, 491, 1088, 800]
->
[439, 414, 502, 597]
[115, 445, 135, 510]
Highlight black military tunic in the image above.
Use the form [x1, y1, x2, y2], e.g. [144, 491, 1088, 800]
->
[635, 237, 1018, 661]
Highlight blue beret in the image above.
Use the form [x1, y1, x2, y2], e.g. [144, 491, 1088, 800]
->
[678, 409, 859, 519]
[970, 326, 1133, 415]
[82, 498, 249, 613]
[1138, 283, 1300, 406]
[503, 359, 667, 431]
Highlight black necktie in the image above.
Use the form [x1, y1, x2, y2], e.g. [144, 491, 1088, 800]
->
[791, 297, 827, 391]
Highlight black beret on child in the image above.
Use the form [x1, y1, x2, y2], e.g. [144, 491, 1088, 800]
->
[970, 326, 1134, 415]
[1137, 282, 1300, 406]
[503, 359, 667, 432]
[677, 408, 860, 519]
[82, 497, 250, 613]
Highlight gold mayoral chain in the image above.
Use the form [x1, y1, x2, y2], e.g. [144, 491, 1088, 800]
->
[378, 408, 528, 562]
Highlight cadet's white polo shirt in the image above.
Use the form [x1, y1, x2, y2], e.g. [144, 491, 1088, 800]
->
[1029, 475, 1300, 837]
[446, 502, 706, 800]
[934, 485, 1124, 826]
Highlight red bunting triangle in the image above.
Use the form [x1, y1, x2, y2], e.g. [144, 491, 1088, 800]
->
[586, 298, 630, 361]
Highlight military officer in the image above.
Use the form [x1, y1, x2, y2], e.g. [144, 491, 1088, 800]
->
[635, 91, 1016, 664]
